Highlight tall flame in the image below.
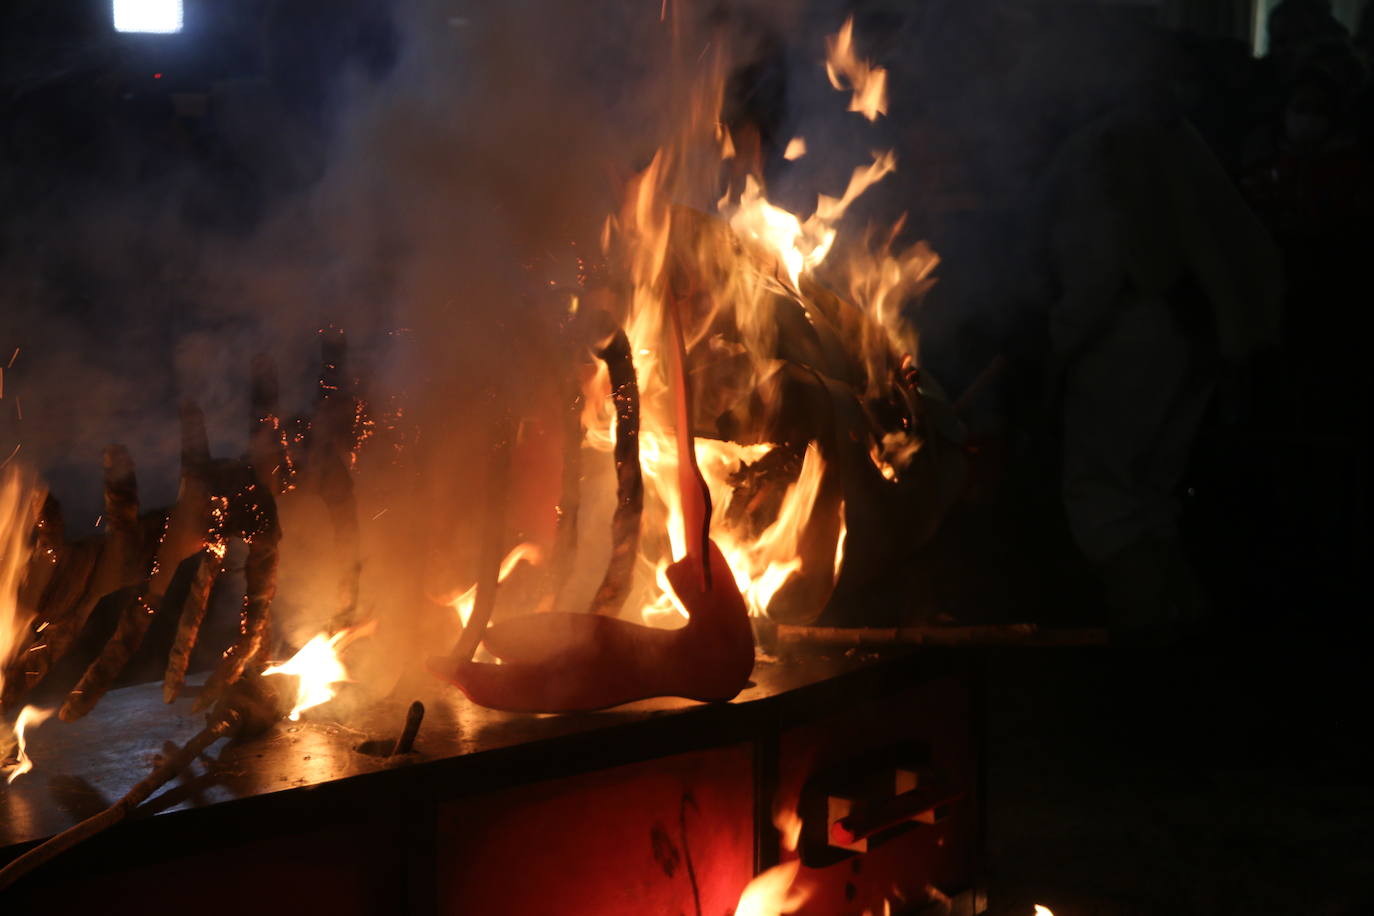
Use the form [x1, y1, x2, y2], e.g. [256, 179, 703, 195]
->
[1, 464, 42, 700]
[577, 16, 934, 628]
[444, 542, 543, 627]
[825, 16, 888, 121]
[4, 704, 51, 784]
[262, 621, 375, 721]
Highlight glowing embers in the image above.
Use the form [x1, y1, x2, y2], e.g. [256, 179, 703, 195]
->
[112, 0, 183, 34]
[262, 621, 374, 721]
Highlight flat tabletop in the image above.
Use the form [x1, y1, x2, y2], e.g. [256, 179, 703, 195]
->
[1, 649, 951, 854]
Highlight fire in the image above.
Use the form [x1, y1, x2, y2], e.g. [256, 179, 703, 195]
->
[1, 465, 42, 700]
[1035, 907, 1055, 916]
[444, 542, 543, 627]
[715, 443, 825, 617]
[4, 705, 51, 784]
[574, 14, 938, 630]
[825, 16, 887, 121]
[725, 151, 896, 294]
[832, 512, 846, 584]
[734, 860, 810, 916]
[774, 799, 803, 854]
[782, 137, 807, 161]
[262, 621, 375, 721]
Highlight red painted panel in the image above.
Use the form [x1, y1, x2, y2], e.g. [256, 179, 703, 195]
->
[435, 743, 755, 915]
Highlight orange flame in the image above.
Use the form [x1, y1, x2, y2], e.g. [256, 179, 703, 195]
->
[262, 621, 376, 720]
[825, 16, 888, 121]
[774, 799, 803, 854]
[1, 465, 42, 701]
[579, 17, 934, 629]
[734, 860, 811, 916]
[4, 705, 51, 784]
[444, 542, 543, 627]
[833, 510, 847, 584]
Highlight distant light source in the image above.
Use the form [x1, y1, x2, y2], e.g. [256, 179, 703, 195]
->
[113, 0, 183, 34]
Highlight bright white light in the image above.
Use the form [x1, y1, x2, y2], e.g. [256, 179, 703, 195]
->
[113, 0, 183, 34]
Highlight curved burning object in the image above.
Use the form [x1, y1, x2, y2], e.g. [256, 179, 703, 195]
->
[429, 302, 755, 712]
[585, 325, 643, 617]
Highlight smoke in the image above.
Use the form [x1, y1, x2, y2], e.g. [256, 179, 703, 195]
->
[0, 0, 739, 692]
[0, 1, 685, 510]
[0, 0, 1186, 695]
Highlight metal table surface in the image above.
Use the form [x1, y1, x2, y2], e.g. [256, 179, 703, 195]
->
[1, 649, 961, 859]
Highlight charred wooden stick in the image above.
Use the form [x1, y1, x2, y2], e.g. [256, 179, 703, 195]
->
[2, 539, 99, 709]
[767, 623, 1109, 651]
[195, 465, 281, 712]
[4, 447, 145, 709]
[62, 403, 218, 720]
[587, 329, 643, 615]
[195, 523, 279, 712]
[59, 591, 159, 722]
[451, 406, 515, 664]
[162, 551, 219, 703]
[389, 701, 425, 756]
[0, 676, 282, 893]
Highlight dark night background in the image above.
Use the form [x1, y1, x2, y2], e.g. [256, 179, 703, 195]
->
[2, 0, 1372, 913]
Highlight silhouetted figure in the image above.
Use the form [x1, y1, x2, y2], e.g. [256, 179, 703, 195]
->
[1044, 104, 1283, 643]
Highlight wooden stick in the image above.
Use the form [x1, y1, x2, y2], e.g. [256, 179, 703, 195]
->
[772, 623, 1109, 650]
[4, 447, 144, 710]
[0, 709, 242, 893]
[60, 590, 162, 721]
[450, 405, 514, 664]
[162, 551, 219, 703]
[587, 329, 642, 615]
[0, 673, 285, 892]
[389, 701, 425, 756]
[195, 524, 279, 712]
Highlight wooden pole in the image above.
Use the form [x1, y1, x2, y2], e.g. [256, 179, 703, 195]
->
[451, 402, 514, 664]
[772, 623, 1109, 650]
